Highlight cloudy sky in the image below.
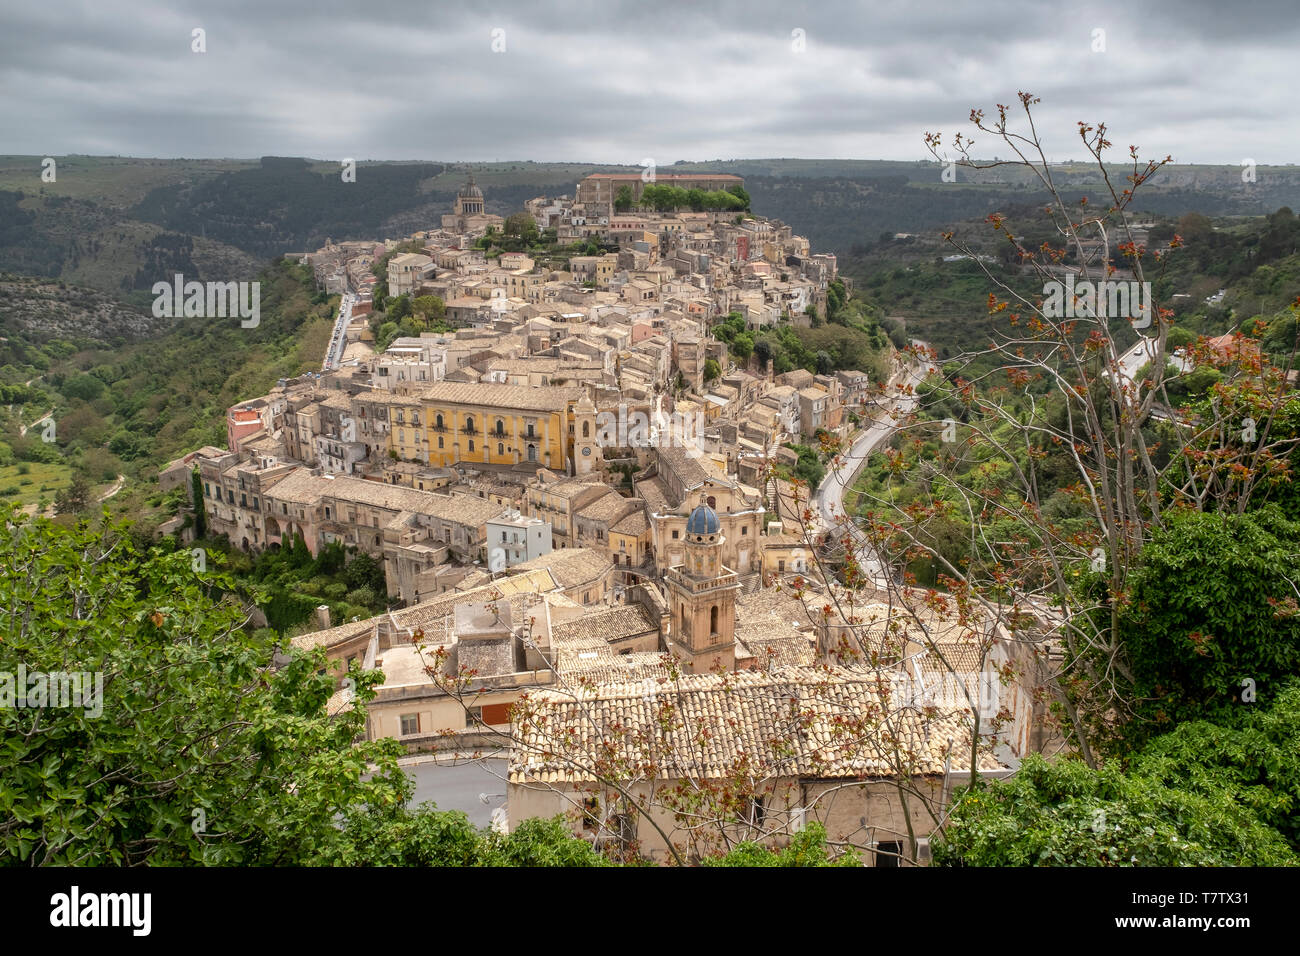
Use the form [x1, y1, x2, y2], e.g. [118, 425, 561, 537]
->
[3, 0, 1298, 165]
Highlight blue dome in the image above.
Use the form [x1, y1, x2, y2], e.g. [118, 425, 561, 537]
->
[686, 503, 720, 536]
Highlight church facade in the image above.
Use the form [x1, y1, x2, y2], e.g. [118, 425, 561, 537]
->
[441, 171, 505, 234]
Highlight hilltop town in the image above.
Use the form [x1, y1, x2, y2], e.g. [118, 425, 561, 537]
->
[156, 170, 1046, 863]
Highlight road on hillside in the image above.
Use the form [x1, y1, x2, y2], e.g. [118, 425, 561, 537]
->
[1112, 335, 1189, 384]
[813, 348, 931, 587]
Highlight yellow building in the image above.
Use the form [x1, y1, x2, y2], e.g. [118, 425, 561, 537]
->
[387, 382, 601, 475]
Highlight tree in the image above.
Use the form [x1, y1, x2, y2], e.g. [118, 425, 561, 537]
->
[504, 212, 539, 243]
[614, 185, 633, 213]
[343, 551, 387, 594]
[703, 358, 721, 383]
[834, 93, 1300, 762]
[54, 474, 91, 515]
[411, 295, 445, 324]
[387, 296, 412, 322]
[0, 506, 411, 865]
[1117, 506, 1300, 741]
[935, 680, 1300, 866]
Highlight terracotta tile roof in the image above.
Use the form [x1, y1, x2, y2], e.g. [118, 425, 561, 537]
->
[552, 603, 658, 645]
[554, 651, 671, 685]
[576, 491, 636, 524]
[611, 510, 649, 536]
[510, 547, 611, 591]
[290, 570, 558, 653]
[266, 471, 505, 525]
[508, 666, 1004, 785]
[634, 476, 673, 515]
[408, 381, 586, 412]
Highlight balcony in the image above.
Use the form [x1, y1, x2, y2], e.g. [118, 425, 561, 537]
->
[666, 567, 737, 593]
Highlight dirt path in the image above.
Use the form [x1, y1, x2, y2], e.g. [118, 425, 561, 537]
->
[97, 474, 127, 501]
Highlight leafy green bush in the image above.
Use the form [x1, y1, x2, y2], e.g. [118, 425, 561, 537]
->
[934, 682, 1300, 867]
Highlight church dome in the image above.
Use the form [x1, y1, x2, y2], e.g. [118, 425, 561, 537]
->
[458, 174, 484, 201]
[686, 502, 720, 536]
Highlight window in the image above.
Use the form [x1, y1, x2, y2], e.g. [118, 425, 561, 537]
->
[501, 531, 508, 542]
[749, 795, 766, 828]
[779, 560, 786, 571]
[613, 812, 636, 853]
[742, 526, 748, 535]
[436, 413, 444, 429]
[498, 442, 504, 455]
[710, 605, 718, 636]
[399, 713, 420, 736]
[875, 841, 902, 868]
[438, 436, 444, 449]
[495, 419, 505, 436]
[672, 530, 679, 539]
[468, 439, 475, 452]
[581, 797, 600, 831]
[464, 415, 475, 433]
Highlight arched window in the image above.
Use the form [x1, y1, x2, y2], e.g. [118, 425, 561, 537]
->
[435, 413, 444, 429]
[582, 420, 590, 438]
[496, 418, 505, 436]
[710, 605, 719, 636]
[464, 415, 475, 433]
[438, 436, 444, 449]
[498, 442, 504, 455]
[707, 495, 716, 509]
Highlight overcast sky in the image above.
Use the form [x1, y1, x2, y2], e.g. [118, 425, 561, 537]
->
[3, 0, 1297, 165]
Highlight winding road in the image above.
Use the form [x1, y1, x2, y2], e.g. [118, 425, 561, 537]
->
[813, 350, 932, 587]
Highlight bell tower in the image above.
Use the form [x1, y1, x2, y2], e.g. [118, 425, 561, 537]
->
[664, 495, 740, 673]
[571, 394, 599, 476]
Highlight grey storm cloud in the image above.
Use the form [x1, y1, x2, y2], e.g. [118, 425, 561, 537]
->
[1, 0, 1297, 163]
